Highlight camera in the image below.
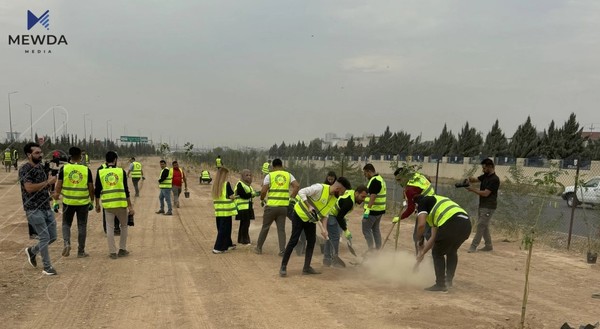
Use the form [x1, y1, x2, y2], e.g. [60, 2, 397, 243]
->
[455, 179, 470, 188]
[43, 161, 59, 177]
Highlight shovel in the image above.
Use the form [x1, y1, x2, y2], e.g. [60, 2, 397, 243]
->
[346, 237, 357, 257]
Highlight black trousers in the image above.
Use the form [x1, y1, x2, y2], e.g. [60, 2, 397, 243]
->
[214, 216, 233, 251]
[281, 212, 316, 270]
[432, 215, 472, 286]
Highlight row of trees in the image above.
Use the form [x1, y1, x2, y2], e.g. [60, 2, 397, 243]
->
[269, 113, 600, 160]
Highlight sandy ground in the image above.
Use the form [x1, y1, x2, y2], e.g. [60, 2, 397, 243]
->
[0, 157, 598, 329]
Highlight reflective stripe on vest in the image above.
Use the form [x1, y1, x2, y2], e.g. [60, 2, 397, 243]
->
[294, 184, 336, 222]
[131, 161, 142, 178]
[61, 164, 90, 206]
[267, 170, 291, 207]
[201, 171, 210, 179]
[262, 162, 269, 174]
[235, 181, 253, 211]
[99, 167, 128, 209]
[213, 182, 238, 217]
[330, 189, 355, 217]
[408, 172, 435, 196]
[427, 195, 467, 227]
[159, 168, 172, 188]
[365, 175, 387, 211]
[4, 151, 11, 161]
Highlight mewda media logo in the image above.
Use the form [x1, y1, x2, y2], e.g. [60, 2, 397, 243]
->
[8, 9, 69, 54]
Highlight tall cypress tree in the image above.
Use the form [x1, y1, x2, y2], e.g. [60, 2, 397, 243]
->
[456, 121, 483, 156]
[482, 119, 509, 157]
[560, 112, 584, 158]
[432, 124, 457, 157]
[539, 120, 561, 159]
[509, 116, 539, 158]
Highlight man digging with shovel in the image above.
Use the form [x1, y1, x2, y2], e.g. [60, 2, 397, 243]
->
[279, 177, 352, 277]
[323, 185, 368, 268]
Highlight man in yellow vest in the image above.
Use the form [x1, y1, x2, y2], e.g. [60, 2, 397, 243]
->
[156, 159, 173, 215]
[215, 155, 222, 170]
[94, 151, 135, 259]
[414, 194, 471, 292]
[362, 163, 387, 250]
[323, 185, 368, 267]
[81, 150, 90, 167]
[279, 177, 352, 277]
[53, 147, 94, 258]
[200, 170, 212, 184]
[127, 157, 144, 197]
[255, 158, 300, 256]
[261, 160, 270, 179]
[4, 147, 12, 172]
[392, 167, 436, 254]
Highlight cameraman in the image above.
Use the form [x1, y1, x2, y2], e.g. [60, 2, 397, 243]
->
[465, 158, 500, 253]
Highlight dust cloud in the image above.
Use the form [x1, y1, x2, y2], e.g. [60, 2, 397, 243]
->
[361, 250, 436, 288]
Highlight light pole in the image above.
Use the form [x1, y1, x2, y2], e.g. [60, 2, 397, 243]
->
[83, 113, 89, 146]
[106, 119, 111, 147]
[25, 103, 33, 141]
[8, 91, 18, 143]
[52, 106, 57, 143]
[60, 112, 67, 140]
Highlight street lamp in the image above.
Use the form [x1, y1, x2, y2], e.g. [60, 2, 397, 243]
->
[25, 103, 33, 141]
[60, 112, 67, 138]
[106, 119, 111, 147]
[83, 113, 89, 146]
[52, 105, 58, 143]
[8, 91, 18, 143]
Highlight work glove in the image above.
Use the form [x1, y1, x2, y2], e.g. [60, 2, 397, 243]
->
[88, 203, 94, 211]
[344, 229, 352, 239]
[253, 190, 261, 197]
[362, 209, 370, 220]
[392, 216, 400, 223]
[52, 201, 59, 213]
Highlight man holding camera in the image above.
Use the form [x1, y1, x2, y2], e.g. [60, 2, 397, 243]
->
[465, 158, 500, 252]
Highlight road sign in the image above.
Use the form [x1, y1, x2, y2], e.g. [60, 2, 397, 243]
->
[119, 136, 148, 143]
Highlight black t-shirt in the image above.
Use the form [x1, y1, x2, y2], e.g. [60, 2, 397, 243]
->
[334, 196, 354, 231]
[19, 162, 51, 211]
[478, 172, 500, 209]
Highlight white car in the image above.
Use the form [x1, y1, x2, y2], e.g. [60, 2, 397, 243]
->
[562, 176, 600, 207]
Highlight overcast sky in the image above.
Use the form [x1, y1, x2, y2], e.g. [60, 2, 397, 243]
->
[1, 0, 598, 149]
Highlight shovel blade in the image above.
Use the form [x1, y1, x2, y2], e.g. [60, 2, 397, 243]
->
[347, 241, 357, 256]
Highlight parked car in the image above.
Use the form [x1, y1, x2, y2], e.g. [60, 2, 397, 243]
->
[561, 176, 600, 207]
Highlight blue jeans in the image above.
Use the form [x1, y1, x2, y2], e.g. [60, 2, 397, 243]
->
[26, 209, 57, 269]
[158, 188, 172, 212]
[362, 214, 382, 250]
[323, 215, 341, 264]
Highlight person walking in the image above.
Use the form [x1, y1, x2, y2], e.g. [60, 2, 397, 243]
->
[279, 177, 352, 277]
[465, 158, 500, 253]
[94, 151, 135, 259]
[255, 158, 300, 256]
[4, 147, 12, 172]
[323, 185, 368, 267]
[170, 160, 187, 208]
[99, 161, 121, 235]
[156, 159, 173, 215]
[53, 147, 94, 258]
[392, 167, 436, 254]
[235, 169, 259, 245]
[127, 157, 144, 197]
[361, 163, 387, 251]
[261, 160, 270, 179]
[81, 150, 90, 167]
[21, 142, 59, 275]
[212, 167, 237, 254]
[12, 148, 19, 170]
[414, 194, 472, 292]
[215, 155, 222, 170]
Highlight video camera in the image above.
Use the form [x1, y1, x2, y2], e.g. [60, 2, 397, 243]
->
[43, 161, 60, 177]
[455, 179, 470, 188]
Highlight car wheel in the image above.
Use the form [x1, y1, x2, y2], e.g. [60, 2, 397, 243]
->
[566, 193, 580, 207]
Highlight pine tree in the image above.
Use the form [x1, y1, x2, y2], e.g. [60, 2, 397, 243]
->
[391, 131, 411, 155]
[559, 113, 584, 158]
[432, 124, 457, 157]
[482, 119, 509, 157]
[539, 120, 561, 159]
[456, 121, 483, 156]
[509, 116, 539, 158]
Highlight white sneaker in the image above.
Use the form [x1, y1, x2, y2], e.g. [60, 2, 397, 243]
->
[212, 249, 225, 254]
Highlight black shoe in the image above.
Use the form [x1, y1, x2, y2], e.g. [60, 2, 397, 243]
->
[114, 230, 121, 236]
[332, 260, 346, 268]
[62, 245, 71, 257]
[424, 284, 448, 292]
[479, 246, 493, 252]
[228, 244, 237, 250]
[109, 253, 118, 259]
[467, 246, 477, 253]
[29, 234, 38, 240]
[254, 247, 262, 254]
[279, 266, 287, 277]
[323, 260, 332, 267]
[25, 247, 37, 268]
[77, 252, 89, 258]
[117, 249, 130, 257]
[155, 210, 164, 214]
[302, 267, 321, 275]
[165, 211, 173, 216]
[42, 267, 57, 276]
[445, 280, 453, 288]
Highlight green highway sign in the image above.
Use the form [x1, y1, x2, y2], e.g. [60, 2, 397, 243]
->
[119, 136, 148, 143]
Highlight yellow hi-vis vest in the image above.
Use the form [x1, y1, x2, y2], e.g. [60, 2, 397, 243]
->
[12, 150, 18, 160]
[61, 163, 90, 206]
[294, 184, 336, 223]
[235, 180, 253, 211]
[131, 161, 142, 178]
[216, 158, 222, 168]
[262, 162, 269, 174]
[99, 167, 128, 209]
[201, 171, 211, 180]
[330, 189, 355, 217]
[267, 170, 291, 207]
[4, 151, 11, 161]
[365, 175, 387, 212]
[427, 195, 468, 228]
[159, 167, 172, 189]
[408, 172, 435, 196]
[213, 182, 238, 217]
[82, 154, 89, 166]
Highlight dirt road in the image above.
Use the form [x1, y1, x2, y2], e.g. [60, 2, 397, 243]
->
[1, 157, 598, 328]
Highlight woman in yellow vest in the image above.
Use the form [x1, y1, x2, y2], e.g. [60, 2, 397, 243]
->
[212, 167, 237, 254]
[234, 169, 259, 245]
[414, 194, 471, 292]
